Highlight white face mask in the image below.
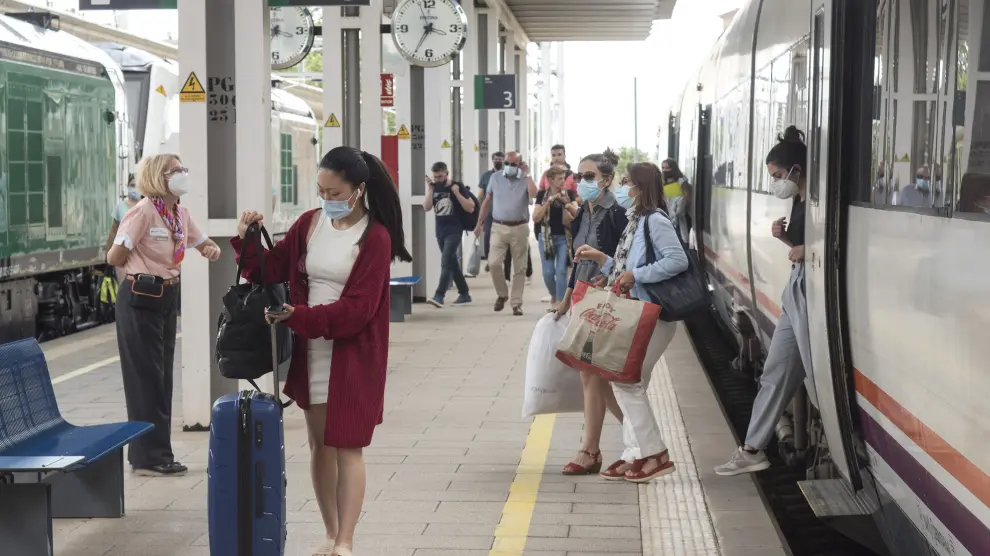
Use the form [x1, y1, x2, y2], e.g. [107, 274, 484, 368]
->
[168, 172, 190, 196]
[771, 167, 799, 199]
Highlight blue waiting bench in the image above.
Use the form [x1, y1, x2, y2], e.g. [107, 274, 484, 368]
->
[389, 276, 422, 323]
[0, 339, 153, 555]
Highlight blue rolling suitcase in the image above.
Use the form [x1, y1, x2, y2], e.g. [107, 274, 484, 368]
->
[208, 321, 289, 556]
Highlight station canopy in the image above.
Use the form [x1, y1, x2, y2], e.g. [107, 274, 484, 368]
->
[499, 0, 676, 42]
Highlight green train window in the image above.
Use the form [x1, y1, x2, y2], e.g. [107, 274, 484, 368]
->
[5, 94, 47, 226]
[46, 156, 62, 227]
[280, 133, 293, 204]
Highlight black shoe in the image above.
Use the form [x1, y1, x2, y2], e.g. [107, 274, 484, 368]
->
[513, 306, 524, 316]
[133, 462, 188, 477]
[494, 297, 508, 312]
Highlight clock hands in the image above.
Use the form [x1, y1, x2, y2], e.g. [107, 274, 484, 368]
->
[413, 23, 431, 55]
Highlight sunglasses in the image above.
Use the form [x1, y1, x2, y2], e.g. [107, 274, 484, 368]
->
[578, 172, 597, 182]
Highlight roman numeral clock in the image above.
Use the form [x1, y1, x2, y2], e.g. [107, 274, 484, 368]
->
[391, 0, 468, 68]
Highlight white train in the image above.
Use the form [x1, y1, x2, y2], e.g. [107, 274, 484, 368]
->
[671, 0, 990, 554]
[95, 43, 321, 233]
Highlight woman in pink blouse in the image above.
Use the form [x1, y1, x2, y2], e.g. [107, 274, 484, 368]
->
[107, 154, 221, 477]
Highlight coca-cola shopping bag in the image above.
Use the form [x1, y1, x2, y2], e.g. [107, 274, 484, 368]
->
[554, 280, 661, 383]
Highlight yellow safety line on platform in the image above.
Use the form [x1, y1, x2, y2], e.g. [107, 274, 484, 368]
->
[51, 333, 183, 385]
[489, 413, 556, 556]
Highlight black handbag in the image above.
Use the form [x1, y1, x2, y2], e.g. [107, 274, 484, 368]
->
[215, 224, 294, 384]
[639, 211, 710, 322]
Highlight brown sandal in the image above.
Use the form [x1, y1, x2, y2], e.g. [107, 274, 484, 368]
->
[599, 459, 635, 481]
[562, 450, 602, 475]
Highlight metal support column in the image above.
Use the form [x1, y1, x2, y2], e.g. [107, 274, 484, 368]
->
[342, 28, 362, 148]
[460, 0, 480, 185]
[498, 33, 508, 152]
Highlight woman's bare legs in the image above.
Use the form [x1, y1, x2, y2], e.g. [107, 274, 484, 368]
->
[333, 448, 366, 552]
[569, 372, 624, 467]
[304, 405, 339, 551]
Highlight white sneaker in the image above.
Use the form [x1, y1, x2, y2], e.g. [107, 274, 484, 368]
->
[541, 295, 551, 303]
[714, 447, 771, 476]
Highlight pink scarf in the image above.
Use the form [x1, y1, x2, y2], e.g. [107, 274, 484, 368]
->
[150, 197, 185, 264]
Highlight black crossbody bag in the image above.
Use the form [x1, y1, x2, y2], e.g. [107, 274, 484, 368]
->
[638, 210, 710, 322]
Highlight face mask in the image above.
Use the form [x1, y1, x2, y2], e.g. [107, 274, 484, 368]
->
[577, 179, 601, 202]
[504, 166, 519, 178]
[321, 190, 359, 220]
[771, 168, 799, 199]
[168, 172, 190, 196]
[614, 185, 633, 210]
[916, 178, 930, 189]
[493, 161, 504, 171]
[127, 187, 140, 201]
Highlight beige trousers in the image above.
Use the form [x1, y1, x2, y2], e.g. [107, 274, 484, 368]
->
[488, 222, 530, 307]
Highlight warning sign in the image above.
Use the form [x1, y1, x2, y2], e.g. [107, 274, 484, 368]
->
[473, 144, 479, 152]
[397, 124, 410, 139]
[325, 113, 341, 128]
[155, 85, 167, 97]
[179, 72, 205, 103]
[441, 139, 451, 149]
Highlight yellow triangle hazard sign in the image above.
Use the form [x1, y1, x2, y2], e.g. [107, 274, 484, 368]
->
[155, 85, 167, 97]
[325, 113, 341, 128]
[441, 139, 451, 149]
[473, 144, 479, 152]
[397, 124, 410, 139]
[179, 72, 205, 102]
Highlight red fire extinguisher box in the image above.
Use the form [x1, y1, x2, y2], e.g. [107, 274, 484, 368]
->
[381, 135, 399, 190]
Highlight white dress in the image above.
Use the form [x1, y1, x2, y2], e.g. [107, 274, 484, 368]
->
[305, 213, 369, 403]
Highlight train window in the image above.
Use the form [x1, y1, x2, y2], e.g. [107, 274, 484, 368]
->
[810, 9, 825, 203]
[754, 64, 773, 194]
[955, 0, 990, 217]
[280, 133, 293, 204]
[45, 156, 62, 228]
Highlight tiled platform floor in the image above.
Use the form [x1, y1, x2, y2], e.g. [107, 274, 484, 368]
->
[40, 259, 785, 556]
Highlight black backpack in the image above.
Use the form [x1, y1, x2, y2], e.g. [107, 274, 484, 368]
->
[215, 224, 294, 384]
[459, 185, 480, 231]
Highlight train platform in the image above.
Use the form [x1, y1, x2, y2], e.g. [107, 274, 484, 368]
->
[40, 268, 786, 556]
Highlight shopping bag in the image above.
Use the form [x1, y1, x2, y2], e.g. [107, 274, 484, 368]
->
[522, 314, 585, 418]
[465, 236, 482, 277]
[555, 280, 661, 383]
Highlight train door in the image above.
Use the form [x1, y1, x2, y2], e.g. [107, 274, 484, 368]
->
[805, 0, 867, 488]
[695, 104, 712, 260]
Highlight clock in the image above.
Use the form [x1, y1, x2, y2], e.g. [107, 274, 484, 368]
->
[270, 7, 315, 71]
[391, 0, 468, 68]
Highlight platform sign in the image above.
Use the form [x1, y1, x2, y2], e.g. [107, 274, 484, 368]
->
[474, 74, 516, 110]
[80, 0, 370, 8]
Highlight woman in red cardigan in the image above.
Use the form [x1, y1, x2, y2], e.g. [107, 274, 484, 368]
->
[233, 147, 412, 556]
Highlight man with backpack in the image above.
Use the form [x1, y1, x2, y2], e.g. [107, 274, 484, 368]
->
[424, 161, 476, 307]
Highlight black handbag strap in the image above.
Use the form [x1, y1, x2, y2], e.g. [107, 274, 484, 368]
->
[641, 209, 687, 265]
[234, 224, 282, 307]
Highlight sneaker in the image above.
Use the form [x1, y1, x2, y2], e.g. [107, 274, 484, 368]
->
[494, 296, 508, 312]
[714, 447, 770, 476]
[134, 462, 188, 477]
[427, 296, 444, 308]
[453, 294, 472, 306]
[513, 306, 524, 316]
[541, 295, 551, 303]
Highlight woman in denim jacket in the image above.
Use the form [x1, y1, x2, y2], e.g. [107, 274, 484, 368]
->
[574, 162, 689, 483]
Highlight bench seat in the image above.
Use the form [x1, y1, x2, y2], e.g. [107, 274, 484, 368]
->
[0, 338, 154, 555]
[389, 276, 422, 323]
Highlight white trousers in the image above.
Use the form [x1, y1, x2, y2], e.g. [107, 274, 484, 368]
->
[611, 320, 677, 462]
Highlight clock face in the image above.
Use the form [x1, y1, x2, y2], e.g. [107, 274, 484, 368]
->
[270, 7, 315, 71]
[391, 0, 468, 68]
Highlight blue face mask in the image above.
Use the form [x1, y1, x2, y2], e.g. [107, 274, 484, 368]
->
[614, 185, 633, 210]
[127, 187, 140, 201]
[504, 166, 519, 178]
[321, 190, 359, 220]
[577, 179, 601, 202]
[916, 178, 931, 189]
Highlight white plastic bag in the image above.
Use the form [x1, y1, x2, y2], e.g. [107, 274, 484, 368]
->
[464, 236, 482, 277]
[522, 314, 585, 418]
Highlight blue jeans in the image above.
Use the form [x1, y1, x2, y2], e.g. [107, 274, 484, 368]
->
[435, 233, 469, 299]
[537, 232, 569, 301]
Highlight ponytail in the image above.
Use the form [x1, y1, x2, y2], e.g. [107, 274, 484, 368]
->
[361, 151, 413, 263]
[319, 146, 413, 263]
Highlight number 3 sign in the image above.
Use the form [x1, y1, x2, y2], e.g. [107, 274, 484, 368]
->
[474, 74, 517, 110]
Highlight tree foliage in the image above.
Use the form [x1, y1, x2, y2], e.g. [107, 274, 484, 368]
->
[614, 146, 656, 177]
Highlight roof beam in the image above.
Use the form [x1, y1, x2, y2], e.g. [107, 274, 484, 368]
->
[480, 0, 529, 47]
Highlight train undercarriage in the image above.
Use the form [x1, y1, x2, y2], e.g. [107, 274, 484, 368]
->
[0, 266, 117, 344]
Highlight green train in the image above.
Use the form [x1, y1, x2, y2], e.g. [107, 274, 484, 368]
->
[0, 13, 133, 343]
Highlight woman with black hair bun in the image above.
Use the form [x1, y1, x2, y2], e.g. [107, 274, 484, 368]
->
[232, 146, 411, 556]
[714, 125, 814, 478]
